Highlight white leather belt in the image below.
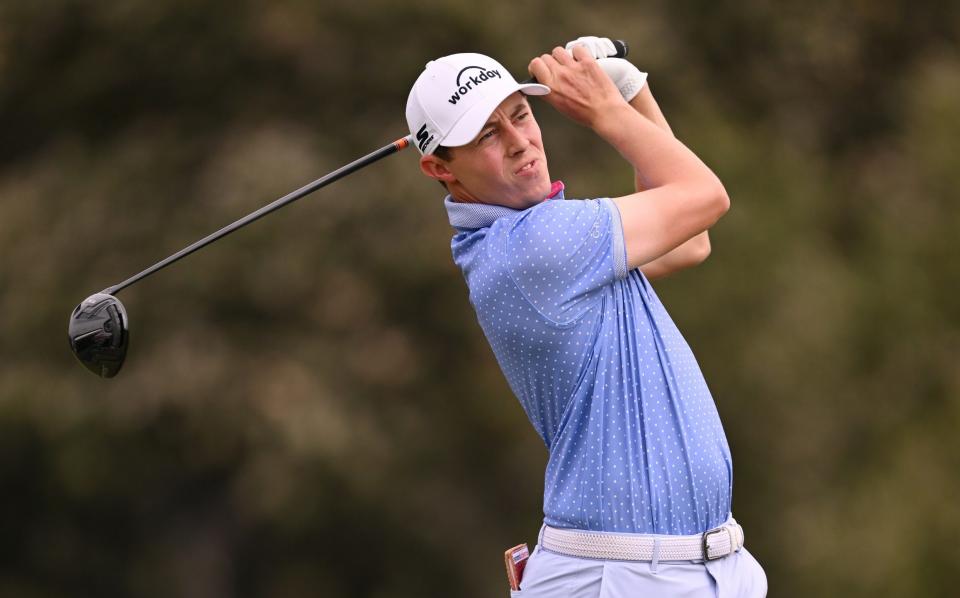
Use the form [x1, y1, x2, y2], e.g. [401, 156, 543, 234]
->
[542, 518, 745, 562]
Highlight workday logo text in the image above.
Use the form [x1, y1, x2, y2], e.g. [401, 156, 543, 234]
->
[448, 66, 502, 105]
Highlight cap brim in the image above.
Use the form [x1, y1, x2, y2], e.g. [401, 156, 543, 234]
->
[440, 82, 550, 148]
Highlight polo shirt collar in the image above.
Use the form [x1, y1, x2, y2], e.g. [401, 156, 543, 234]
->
[445, 181, 565, 229]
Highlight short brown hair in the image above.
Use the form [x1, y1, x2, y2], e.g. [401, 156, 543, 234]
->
[433, 145, 453, 190]
[433, 145, 453, 161]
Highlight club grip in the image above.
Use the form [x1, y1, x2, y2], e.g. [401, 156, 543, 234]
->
[611, 39, 629, 58]
[522, 39, 628, 84]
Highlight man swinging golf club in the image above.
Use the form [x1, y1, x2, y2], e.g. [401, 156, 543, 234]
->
[406, 37, 767, 597]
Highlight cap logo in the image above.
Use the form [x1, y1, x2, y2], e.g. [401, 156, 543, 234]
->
[415, 124, 435, 153]
[448, 66, 502, 105]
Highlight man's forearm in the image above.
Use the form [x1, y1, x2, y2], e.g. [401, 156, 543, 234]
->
[629, 84, 673, 142]
[639, 232, 711, 280]
[628, 83, 712, 280]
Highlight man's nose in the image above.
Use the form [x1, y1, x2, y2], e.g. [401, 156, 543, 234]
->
[502, 122, 530, 155]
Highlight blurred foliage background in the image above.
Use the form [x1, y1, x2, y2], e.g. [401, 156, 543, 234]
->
[1, 1, 958, 596]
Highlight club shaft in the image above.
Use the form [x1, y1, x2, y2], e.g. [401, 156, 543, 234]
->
[103, 135, 412, 296]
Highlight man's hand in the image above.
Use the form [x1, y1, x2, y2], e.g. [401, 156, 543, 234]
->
[527, 46, 626, 128]
[597, 59, 648, 103]
[563, 35, 618, 59]
[564, 36, 648, 102]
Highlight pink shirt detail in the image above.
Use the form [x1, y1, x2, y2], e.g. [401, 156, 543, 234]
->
[547, 180, 565, 200]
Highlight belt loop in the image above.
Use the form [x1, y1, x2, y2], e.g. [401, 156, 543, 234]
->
[537, 523, 546, 548]
[649, 538, 661, 574]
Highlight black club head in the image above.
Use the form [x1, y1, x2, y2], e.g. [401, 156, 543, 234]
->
[68, 293, 129, 378]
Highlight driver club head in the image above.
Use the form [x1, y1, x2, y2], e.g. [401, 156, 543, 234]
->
[68, 293, 129, 378]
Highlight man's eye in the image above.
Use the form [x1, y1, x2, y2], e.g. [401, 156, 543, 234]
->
[515, 112, 529, 121]
[479, 129, 496, 141]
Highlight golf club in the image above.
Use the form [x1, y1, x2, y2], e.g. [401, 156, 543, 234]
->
[69, 135, 412, 378]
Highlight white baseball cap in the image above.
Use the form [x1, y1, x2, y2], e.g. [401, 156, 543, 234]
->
[405, 53, 550, 156]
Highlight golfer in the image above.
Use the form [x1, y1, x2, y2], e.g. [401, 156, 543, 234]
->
[406, 36, 767, 597]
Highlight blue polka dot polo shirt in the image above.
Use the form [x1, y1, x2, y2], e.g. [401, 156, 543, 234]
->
[445, 182, 733, 535]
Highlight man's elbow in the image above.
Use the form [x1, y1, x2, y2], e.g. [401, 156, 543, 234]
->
[682, 232, 712, 268]
[692, 181, 726, 266]
[705, 179, 730, 223]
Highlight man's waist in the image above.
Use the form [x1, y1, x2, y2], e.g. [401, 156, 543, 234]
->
[540, 516, 744, 563]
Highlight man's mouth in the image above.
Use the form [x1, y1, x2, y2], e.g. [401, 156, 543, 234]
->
[515, 160, 537, 175]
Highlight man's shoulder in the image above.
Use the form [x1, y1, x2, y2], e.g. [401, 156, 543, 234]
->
[505, 198, 611, 246]
[450, 196, 613, 271]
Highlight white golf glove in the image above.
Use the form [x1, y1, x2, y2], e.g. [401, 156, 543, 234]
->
[564, 35, 619, 59]
[565, 36, 648, 102]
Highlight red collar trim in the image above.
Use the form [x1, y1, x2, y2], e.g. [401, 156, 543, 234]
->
[547, 180, 565, 200]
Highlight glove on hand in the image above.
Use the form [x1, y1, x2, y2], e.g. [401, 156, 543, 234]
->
[565, 36, 648, 102]
[596, 58, 648, 103]
[564, 35, 618, 59]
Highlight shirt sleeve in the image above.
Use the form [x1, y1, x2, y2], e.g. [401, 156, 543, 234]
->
[504, 197, 627, 325]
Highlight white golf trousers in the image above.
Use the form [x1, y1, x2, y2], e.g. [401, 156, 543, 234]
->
[509, 538, 767, 598]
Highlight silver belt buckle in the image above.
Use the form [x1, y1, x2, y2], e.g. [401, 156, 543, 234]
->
[702, 526, 727, 561]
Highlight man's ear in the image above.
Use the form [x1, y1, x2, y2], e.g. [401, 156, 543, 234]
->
[419, 154, 457, 185]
